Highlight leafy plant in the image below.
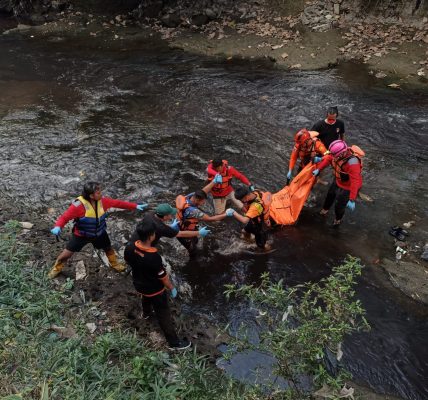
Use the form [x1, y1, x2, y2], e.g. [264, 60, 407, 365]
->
[0, 221, 256, 399]
[224, 256, 370, 399]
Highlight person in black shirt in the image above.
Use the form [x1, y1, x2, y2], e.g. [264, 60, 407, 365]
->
[128, 203, 211, 247]
[311, 106, 345, 148]
[124, 221, 191, 350]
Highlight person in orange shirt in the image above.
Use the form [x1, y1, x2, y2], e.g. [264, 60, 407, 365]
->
[226, 187, 272, 250]
[287, 128, 328, 182]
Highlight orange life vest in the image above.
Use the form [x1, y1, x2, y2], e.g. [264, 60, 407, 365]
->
[298, 138, 325, 162]
[253, 190, 272, 225]
[332, 146, 364, 182]
[175, 194, 199, 231]
[207, 160, 233, 195]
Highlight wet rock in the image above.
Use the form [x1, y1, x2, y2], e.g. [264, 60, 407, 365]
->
[191, 14, 209, 27]
[204, 8, 217, 19]
[161, 13, 181, 28]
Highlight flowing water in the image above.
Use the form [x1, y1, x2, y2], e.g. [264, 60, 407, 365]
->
[0, 22, 427, 399]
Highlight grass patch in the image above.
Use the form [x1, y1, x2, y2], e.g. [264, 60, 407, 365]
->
[0, 221, 256, 400]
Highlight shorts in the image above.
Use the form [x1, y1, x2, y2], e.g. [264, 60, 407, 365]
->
[66, 231, 111, 253]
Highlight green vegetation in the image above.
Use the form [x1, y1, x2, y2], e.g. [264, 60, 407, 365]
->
[225, 256, 370, 399]
[0, 221, 254, 400]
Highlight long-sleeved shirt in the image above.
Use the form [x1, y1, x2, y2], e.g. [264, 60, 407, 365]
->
[55, 197, 137, 235]
[317, 155, 362, 201]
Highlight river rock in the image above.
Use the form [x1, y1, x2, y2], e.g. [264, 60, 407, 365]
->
[19, 222, 34, 229]
[86, 322, 97, 333]
[75, 260, 87, 280]
[192, 14, 209, 26]
[334, 4, 340, 15]
[204, 8, 217, 19]
[421, 244, 428, 261]
[161, 13, 181, 28]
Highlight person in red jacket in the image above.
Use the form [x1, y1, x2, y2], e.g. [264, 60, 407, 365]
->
[206, 158, 253, 214]
[287, 128, 328, 181]
[313, 140, 362, 226]
[48, 181, 147, 278]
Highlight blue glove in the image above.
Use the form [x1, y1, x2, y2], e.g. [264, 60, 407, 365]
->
[213, 174, 223, 184]
[346, 200, 355, 211]
[226, 208, 235, 217]
[287, 170, 292, 180]
[249, 184, 255, 192]
[51, 226, 61, 236]
[313, 156, 322, 163]
[198, 226, 211, 237]
[170, 218, 180, 231]
[170, 287, 178, 299]
[312, 169, 320, 177]
[136, 204, 148, 211]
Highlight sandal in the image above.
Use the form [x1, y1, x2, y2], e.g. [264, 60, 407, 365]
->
[389, 227, 406, 241]
[391, 226, 409, 236]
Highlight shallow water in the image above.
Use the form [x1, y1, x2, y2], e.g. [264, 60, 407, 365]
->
[0, 23, 427, 399]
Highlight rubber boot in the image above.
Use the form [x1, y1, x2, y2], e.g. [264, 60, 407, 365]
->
[48, 260, 65, 279]
[105, 250, 126, 273]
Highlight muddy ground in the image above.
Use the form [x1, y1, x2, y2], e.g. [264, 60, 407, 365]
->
[0, 199, 404, 400]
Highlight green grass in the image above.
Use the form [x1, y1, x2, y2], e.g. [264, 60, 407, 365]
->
[0, 221, 256, 400]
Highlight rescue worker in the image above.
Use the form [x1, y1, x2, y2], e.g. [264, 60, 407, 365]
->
[226, 187, 272, 250]
[313, 140, 362, 226]
[124, 221, 191, 350]
[311, 106, 345, 148]
[206, 158, 254, 214]
[287, 128, 328, 181]
[175, 175, 230, 254]
[128, 203, 211, 246]
[48, 181, 147, 278]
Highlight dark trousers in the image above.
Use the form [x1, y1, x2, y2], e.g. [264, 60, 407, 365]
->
[142, 291, 179, 346]
[322, 181, 350, 221]
[177, 237, 198, 255]
[244, 219, 267, 248]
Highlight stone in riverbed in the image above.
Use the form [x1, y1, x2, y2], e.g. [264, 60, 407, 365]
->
[421, 244, 428, 261]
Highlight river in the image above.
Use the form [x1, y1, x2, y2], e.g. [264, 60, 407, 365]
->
[0, 22, 427, 400]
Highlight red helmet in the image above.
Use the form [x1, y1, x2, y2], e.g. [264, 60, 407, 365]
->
[329, 140, 348, 156]
[294, 129, 311, 145]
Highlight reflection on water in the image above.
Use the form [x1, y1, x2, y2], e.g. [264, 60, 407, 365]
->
[0, 25, 427, 399]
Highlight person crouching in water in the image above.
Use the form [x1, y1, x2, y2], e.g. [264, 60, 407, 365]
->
[312, 140, 363, 226]
[124, 221, 191, 350]
[206, 158, 254, 214]
[48, 181, 147, 278]
[287, 128, 328, 182]
[176, 176, 231, 254]
[226, 187, 273, 251]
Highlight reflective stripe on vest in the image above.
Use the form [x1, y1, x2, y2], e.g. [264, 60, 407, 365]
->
[74, 196, 107, 238]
